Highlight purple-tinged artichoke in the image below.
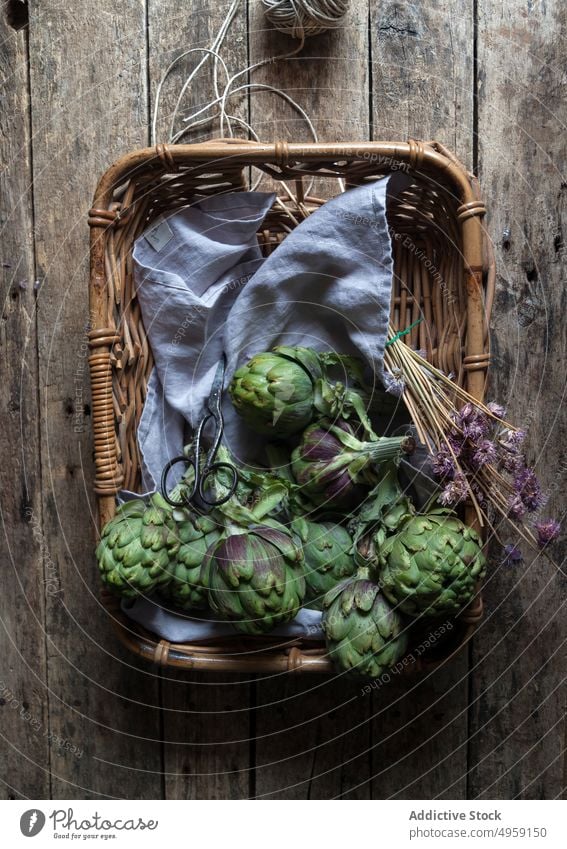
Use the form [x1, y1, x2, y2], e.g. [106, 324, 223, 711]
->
[292, 517, 356, 609]
[200, 524, 305, 635]
[291, 420, 414, 510]
[322, 573, 409, 678]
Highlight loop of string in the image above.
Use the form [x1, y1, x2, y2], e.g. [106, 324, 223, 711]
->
[152, 0, 350, 191]
[262, 0, 350, 39]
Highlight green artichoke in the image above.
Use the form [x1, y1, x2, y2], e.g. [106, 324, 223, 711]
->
[97, 494, 178, 598]
[323, 574, 408, 678]
[292, 517, 356, 609]
[158, 508, 222, 610]
[229, 346, 377, 438]
[378, 509, 486, 618]
[291, 419, 414, 510]
[201, 524, 305, 635]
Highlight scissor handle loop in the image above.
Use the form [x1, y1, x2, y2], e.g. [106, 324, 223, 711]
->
[160, 455, 197, 507]
[198, 462, 239, 506]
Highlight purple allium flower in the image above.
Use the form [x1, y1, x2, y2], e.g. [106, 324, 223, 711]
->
[487, 401, 506, 418]
[455, 402, 475, 425]
[503, 543, 523, 563]
[500, 450, 526, 474]
[463, 413, 491, 441]
[472, 439, 498, 468]
[507, 494, 527, 520]
[500, 429, 526, 450]
[534, 518, 561, 548]
[439, 472, 469, 506]
[432, 449, 455, 479]
[514, 467, 545, 512]
[447, 430, 465, 457]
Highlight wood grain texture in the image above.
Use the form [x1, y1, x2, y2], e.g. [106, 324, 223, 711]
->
[248, 0, 369, 145]
[0, 13, 50, 800]
[253, 674, 373, 799]
[147, 0, 253, 800]
[148, 0, 249, 145]
[371, 0, 474, 165]
[26, 0, 163, 798]
[369, 0, 475, 799]
[469, 0, 567, 800]
[161, 671, 251, 799]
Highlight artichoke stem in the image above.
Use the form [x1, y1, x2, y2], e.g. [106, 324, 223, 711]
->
[366, 436, 414, 464]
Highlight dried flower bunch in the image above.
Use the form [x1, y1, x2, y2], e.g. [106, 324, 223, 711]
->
[383, 326, 560, 551]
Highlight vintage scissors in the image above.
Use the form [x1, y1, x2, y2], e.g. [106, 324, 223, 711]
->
[160, 354, 238, 509]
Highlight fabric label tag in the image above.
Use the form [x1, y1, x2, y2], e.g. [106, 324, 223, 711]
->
[145, 218, 174, 252]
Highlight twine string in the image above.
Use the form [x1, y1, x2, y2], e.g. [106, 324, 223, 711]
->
[152, 0, 350, 190]
[262, 0, 350, 39]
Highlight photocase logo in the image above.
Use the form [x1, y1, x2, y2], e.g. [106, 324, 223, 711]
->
[20, 809, 46, 837]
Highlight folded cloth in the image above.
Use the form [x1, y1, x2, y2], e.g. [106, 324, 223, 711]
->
[133, 191, 276, 491]
[121, 597, 324, 643]
[133, 176, 396, 489]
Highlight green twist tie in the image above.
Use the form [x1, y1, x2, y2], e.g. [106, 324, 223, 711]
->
[385, 317, 423, 347]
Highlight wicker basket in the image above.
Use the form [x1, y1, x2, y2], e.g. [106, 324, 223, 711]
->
[88, 139, 495, 673]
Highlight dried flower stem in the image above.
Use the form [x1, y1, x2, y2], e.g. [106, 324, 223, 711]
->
[384, 324, 540, 548]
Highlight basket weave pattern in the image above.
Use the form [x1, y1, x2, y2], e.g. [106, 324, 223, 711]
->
[88, 139, 494, 673]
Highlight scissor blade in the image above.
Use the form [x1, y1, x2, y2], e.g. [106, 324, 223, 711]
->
[207, 354, 226, 413]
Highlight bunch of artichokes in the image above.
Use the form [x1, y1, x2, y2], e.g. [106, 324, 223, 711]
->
[96, 344, 487, 683]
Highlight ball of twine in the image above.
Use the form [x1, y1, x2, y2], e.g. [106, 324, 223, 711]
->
[261, 0, 350, 41]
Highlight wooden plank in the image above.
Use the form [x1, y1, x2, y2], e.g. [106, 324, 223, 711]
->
[0, 10, 50, 799]
[147, 0, 252, 800]
[248, 0, 369, 145]
[249, 0, 373, 799]
[370, 0, 475, 798]
[372, 0, 474, 164]
[148, 0, 249, 145]
[469, 0, 566, 799]
[27, 0, 164, 798]
[161, 671, 251, 799]
[254, 674, 373, 799]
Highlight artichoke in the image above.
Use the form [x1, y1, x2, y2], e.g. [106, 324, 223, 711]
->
[201, 524, 305, 635]
[323, 573, 408, 678]
[229, 346, 377, 438]
[291, 420, 414, 510]
[378, 508, 486, 618]
[158, 508, 222, 610]
[292, 517, 356, 609]
[97, 493, 178, 598]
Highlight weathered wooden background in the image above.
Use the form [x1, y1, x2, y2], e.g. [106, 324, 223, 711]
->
[1, 0, 565, 799]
